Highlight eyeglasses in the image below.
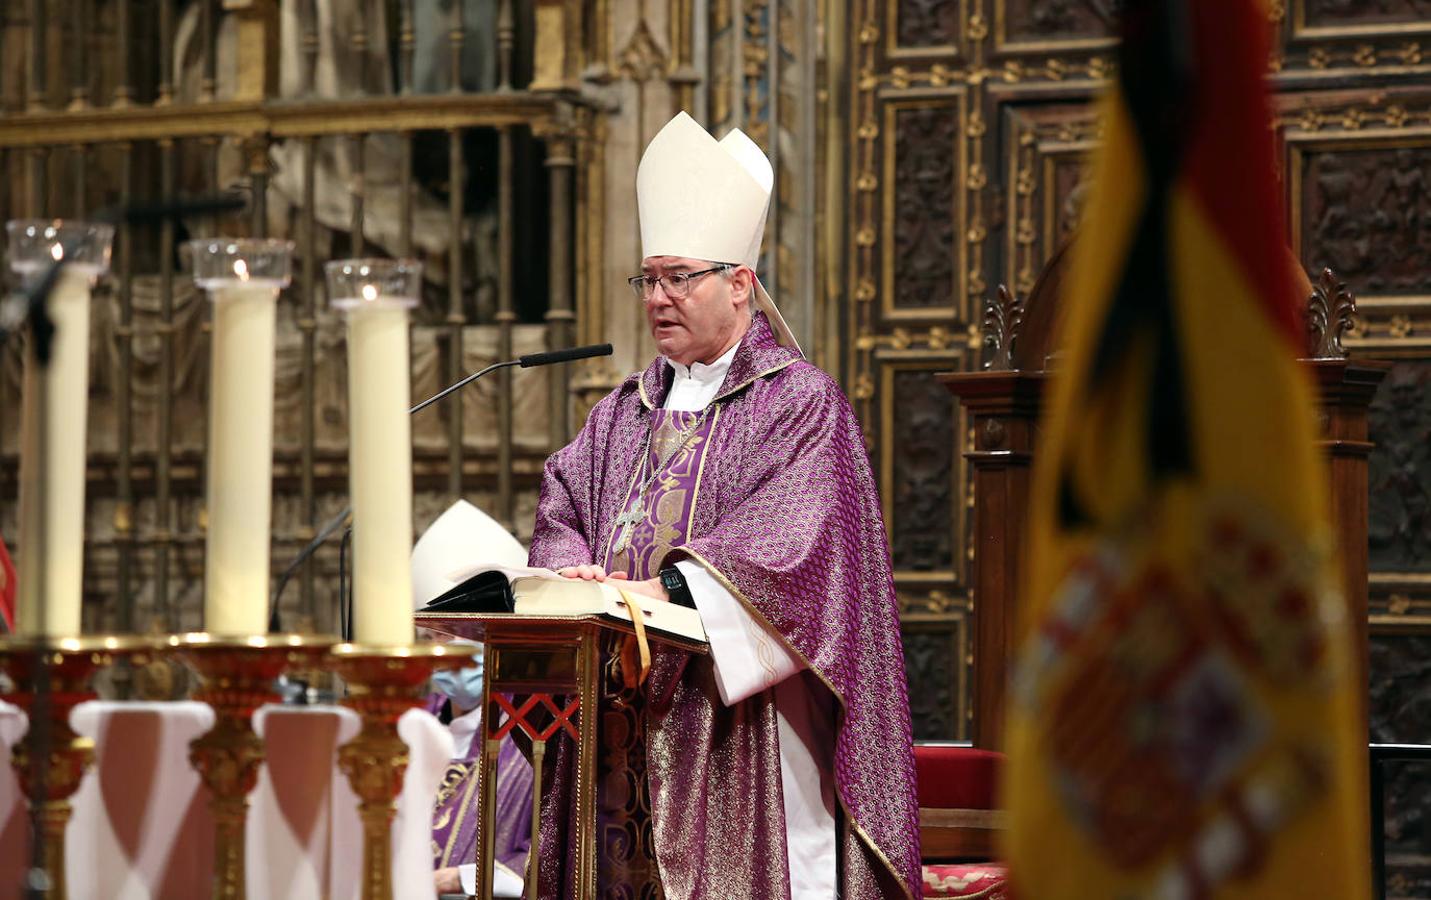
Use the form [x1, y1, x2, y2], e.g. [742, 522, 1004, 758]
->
[627, 265, 730, 301]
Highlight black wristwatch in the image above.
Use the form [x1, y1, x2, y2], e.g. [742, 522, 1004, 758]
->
[659, 566, 696, 608]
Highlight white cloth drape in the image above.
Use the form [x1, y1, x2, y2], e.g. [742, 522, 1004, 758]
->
[0, 701, 453, 900]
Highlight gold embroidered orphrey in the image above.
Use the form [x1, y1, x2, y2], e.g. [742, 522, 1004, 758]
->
[611, 405, 712, 555]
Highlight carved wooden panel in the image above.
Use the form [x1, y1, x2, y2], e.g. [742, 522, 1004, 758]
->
[860, 86, 974, 748]
[893, 0, 963, 52]
[1368, 361, 1431, 576]
[995, 0, 1115, 52]
[884, 97, 965, 319]
[878, 353, 969, 739]
[1370, 631, 1431, 896]
[1281, 94, 1431, 356]
[1295, 145, 1431, 295]
[886, 367, 960, 571]
[1050, 154, 1090, 245]
[901, 613, 970, 740]
[998, 99, 1098, 293]
[1293, 0, 1431, 38]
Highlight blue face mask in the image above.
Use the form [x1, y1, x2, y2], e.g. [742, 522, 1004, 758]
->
[432, 643, 485, 711]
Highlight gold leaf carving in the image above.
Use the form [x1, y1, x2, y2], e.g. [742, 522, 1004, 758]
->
[967, 12, 988, 42]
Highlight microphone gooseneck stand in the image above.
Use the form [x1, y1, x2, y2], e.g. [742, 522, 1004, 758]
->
[269, 343, 615, 637]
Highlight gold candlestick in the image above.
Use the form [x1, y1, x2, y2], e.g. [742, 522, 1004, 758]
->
[0, 635, 156, 900]
[327, 642, 477, 900]
[179, 633, 336, 900]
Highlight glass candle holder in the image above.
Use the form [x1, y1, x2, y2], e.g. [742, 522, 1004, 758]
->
[189, 238, 294, 290]
[325, 257, 422, 311]
[7, 220, 115, 638]
[6, 219, 114, 282]
[326, 259, 422, 645]
[188, 238, 294, 637]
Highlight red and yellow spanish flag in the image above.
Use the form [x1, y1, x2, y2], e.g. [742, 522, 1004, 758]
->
[1003, 1, 1369, 897]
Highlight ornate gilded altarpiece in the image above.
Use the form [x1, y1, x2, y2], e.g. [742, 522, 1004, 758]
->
[839, 0, 1431, 890]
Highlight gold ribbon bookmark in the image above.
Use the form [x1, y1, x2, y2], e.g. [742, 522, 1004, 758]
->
[616, 588, 653, 689]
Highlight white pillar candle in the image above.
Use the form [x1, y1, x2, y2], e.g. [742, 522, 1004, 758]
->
[346, 304, 415, 642]
[16, 269, 93, 637]
[204, 285, 280, 635]
[189, 238, 291, 636]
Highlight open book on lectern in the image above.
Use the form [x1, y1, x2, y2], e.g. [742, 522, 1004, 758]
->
[421, 563, 709, 646]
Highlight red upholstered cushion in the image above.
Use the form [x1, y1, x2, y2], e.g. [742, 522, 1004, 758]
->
[921, 862, 1010, 898]
[914, 745, 1004, 811]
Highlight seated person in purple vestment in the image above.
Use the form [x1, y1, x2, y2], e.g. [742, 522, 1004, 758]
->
[527, 111, 921, 900]
[428, 643, 534, 897]
[412, 504, 538, 897]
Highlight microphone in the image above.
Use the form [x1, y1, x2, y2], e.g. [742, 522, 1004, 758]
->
[100, 193, 249, 226]
[410, 343, 613, 415]
[269, 342, 614, 632]
[519, 343, 613, 368]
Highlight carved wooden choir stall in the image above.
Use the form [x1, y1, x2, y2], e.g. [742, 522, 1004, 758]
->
[943, 245, 1388, 749]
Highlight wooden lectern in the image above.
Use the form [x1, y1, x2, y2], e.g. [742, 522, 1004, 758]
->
[416, 610, 706, 900]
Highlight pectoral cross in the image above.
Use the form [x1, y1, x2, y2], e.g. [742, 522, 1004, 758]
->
[613, 503, 645, 554]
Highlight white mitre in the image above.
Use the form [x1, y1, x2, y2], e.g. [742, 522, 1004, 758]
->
[636, 111, 801, 353]
[411, 499, 528, 609]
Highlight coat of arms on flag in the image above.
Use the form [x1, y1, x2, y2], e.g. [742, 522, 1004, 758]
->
[1015, 497, 1343, 893]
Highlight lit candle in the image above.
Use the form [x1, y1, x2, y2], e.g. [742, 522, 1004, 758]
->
[190, 240, 293, 636]
[8, 220, 113, 637]
[327, 260, 421, 643]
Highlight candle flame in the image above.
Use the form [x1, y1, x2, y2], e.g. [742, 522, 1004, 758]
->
[361, 284, 378, 302]
[233, 259, 250, 281]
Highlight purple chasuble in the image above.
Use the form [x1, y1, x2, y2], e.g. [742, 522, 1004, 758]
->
[528, 313, 921, 900]
[425, 695, 535, 879]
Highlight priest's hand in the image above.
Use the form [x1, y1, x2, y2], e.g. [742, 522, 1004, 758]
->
[556, 566, 667, 602]
[620, 578, 670, 603]
[434, 867, 462, 894]
[555, 564, 630, 582]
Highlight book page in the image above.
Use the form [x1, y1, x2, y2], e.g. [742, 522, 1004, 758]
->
[443, 562, 569, 585]
[512, 579, 708, 643]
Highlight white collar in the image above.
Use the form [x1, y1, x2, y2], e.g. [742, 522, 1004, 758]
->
[666, 340, 740, 386]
